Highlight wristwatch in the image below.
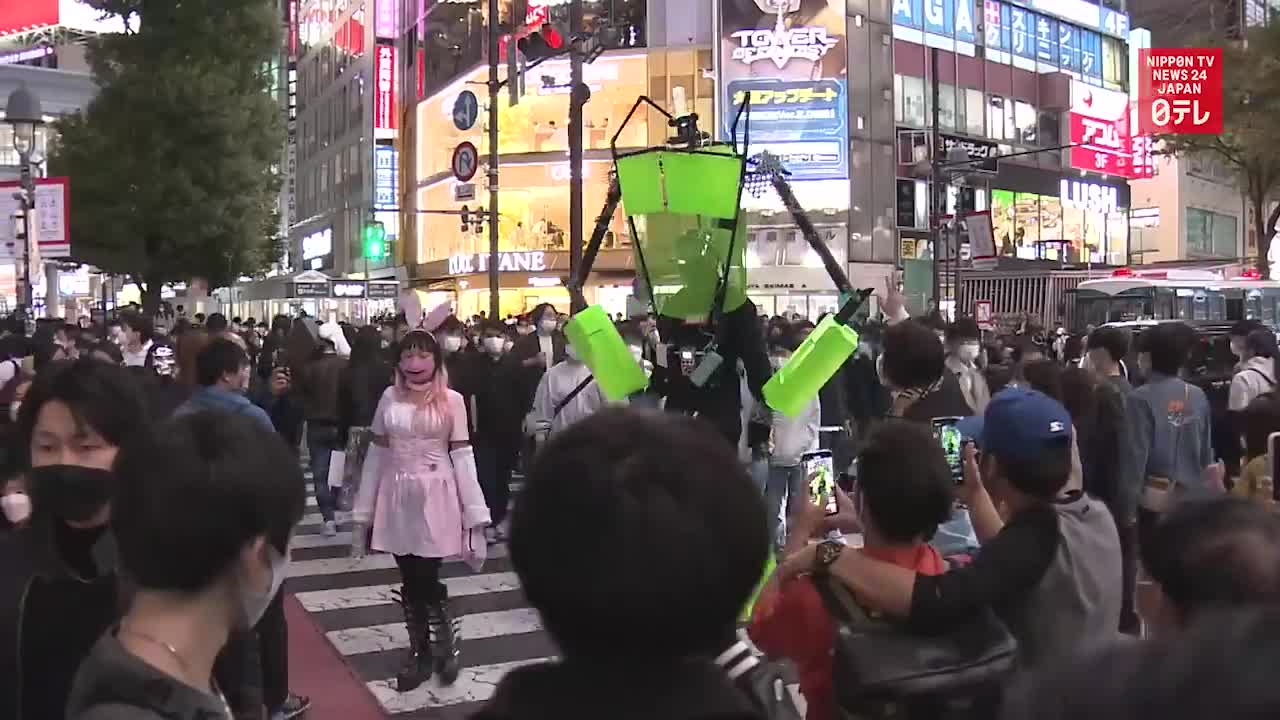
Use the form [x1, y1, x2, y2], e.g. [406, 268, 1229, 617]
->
[813, 540, 845, 574]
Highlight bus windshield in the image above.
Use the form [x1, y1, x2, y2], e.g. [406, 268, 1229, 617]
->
[1076, 289, 1153, 327]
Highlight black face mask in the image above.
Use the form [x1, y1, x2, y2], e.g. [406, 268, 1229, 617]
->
[28, 465, 116, 524]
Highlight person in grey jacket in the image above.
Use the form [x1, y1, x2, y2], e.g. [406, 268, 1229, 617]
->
[66, 411, 304, 720]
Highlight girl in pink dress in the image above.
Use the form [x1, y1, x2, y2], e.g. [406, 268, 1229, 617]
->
[352, 330, 490, 691]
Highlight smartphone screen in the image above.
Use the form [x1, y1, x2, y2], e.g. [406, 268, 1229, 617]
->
[932, 417, 964, 485]
[802, 450, 838, 515]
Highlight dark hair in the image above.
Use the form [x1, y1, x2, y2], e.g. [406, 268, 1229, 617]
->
[204, 313, 229, 334]
[856, 421, 955, 543]
[1001, 608, 1280, 720]
[349, 325, 384, 368]
[1241, 396, 1280, 460]
[1143, 322, 1196, 376]
[112, 411, 305, 592]
[176, 329, 211, 387]
[511, 408, 767, 661]
[529, 302, 558, 325]
[1230, 319, 1264, 338]
[1086, 326, 1129, 365]
[1245, 328, 1278, 359]
[18, 358, 149, 466]
[946, 317, 981, 342]
[1010, 336, 1044, 365]
[993, 442, 1072, 499]
[1021, 359, 1064, 402]
[196, 339, 250, 387]
[1143, 498, 1280, 622]
[1060, 366, 1099, 426]
[437, 316, 464, 335]
[31, 341, 63, 373]
[120, 311, 155, 343]
[882, 320, 945, 390]
[90, 341, 124, 365]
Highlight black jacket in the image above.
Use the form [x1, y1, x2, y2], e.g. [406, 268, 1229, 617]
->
[337, 360, 393, 443]
[470, 659, 764, 720]
[454, 351, 522, 447]
[67, 631, 232, 720]
[0, 519, 122, 720]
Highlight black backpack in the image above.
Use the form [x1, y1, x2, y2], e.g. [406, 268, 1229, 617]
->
[716, 638, 804, 720]
[816, 577, 1015, 720]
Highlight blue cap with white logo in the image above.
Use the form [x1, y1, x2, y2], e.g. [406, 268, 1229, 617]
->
[956, 387, 1072, 462]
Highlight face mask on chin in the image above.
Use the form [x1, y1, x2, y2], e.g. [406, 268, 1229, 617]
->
[238, 544, 287, 628]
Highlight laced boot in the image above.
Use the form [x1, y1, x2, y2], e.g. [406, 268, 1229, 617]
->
[427, 591, 462, 685]
[392, 587, 432, 692]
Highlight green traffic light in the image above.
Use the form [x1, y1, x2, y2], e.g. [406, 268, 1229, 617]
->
[363, 221, 386, 259]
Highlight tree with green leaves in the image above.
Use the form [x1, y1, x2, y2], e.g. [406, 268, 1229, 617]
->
[49, 0, 284, 311]
[1157, 22, 1280, 275]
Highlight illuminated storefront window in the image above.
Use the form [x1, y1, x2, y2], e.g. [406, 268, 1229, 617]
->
[990, 186, 1127, 264]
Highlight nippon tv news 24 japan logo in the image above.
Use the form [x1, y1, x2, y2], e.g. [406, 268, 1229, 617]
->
[1137, 48, 1224, 135]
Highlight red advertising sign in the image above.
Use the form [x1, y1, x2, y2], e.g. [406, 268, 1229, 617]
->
[1069, 80, 1151, 179]
[1137, 48, 1224, 135]
[374, 43, 397, 133]
[0, 0, 59, 39]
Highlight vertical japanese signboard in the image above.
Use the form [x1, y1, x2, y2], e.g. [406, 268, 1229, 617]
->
[1137, 48, 1224, 136]
[717, 0, 848, 181]
[1070, 80, 1151, 179]
[374, 43, 397, 137]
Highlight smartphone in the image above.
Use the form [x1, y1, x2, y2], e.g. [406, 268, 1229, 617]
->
[932, 417, 965, 486]
[802, 449, 838, 515]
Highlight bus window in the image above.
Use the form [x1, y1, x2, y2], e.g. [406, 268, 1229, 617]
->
[1156, 288, 1175, 320]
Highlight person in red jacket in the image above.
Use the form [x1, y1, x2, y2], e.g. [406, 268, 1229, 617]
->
[749, 420, 954, 720]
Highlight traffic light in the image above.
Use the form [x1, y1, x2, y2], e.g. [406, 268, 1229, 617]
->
[460, 205, 470, 232]
[362, 221, 387, 260]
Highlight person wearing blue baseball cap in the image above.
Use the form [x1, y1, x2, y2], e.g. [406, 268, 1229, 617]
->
[777, 387, 1123, 669]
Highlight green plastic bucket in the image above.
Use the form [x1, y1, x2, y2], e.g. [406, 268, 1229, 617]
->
[763, 316, 860, 417]
[615, 145, 743, 220]
[634, 214, 747, 319]
[564, 305, 648, 402]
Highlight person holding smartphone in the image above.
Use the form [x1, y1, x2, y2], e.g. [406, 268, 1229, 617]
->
[749, 420, 953, 720]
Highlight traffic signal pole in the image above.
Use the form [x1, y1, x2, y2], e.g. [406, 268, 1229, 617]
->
[568, 0, 584, 279]
[486, 0, 501, 320]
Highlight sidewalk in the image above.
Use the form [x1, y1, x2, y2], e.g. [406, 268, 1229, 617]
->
[285, 592, 387, 720]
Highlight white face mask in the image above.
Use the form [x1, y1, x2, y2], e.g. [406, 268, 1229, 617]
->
[8, 400, 19, 423]
[565, 344, 580, 362]
[442, 336, 463, 353]
[538, 319, 558, 335]
[240, 545, 287, 628]
[1, 491, 30, 524]
[483, 337, 505, 354]
[770, 354, 789, 371]
[956, 342, 981, 363]
[503, 339, 514, 352]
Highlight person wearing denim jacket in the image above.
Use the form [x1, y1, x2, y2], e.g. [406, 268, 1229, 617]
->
[1127, 323, 1223, 551]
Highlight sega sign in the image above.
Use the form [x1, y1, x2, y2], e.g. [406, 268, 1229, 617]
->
[374, 43, 397, 135]
[892, 0, 978, 48]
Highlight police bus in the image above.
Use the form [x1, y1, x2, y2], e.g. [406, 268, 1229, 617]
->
[1074, 267, 1280, 331]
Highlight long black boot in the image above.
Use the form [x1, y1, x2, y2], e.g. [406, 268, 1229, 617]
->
[392, 587, 432, 692]
[426, 585, 461, 685]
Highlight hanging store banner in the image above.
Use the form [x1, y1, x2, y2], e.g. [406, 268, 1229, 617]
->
[718, 0, 848, 182]
[374, 0, 397, 39]
[1070, 80, 1151, 179]
[374, 43, 397, 137]
[374, 145, 398, 211]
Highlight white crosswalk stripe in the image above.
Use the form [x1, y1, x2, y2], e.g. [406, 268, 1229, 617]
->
[288, 485, 548, 719]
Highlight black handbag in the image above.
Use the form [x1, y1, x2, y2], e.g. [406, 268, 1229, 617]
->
[816, 575, 1017, 716]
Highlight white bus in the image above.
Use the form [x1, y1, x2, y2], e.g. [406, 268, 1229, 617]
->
[1073, 268, 1280, 330]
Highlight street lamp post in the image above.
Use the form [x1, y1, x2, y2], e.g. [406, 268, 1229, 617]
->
[6, 83, 43, 316]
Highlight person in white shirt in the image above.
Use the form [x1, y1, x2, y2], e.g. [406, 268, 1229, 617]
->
[120, 312, 155, 368]
[528, 344, 612, 440]
[761, 336, 821, 549]
[1229, 328, 1278, 412]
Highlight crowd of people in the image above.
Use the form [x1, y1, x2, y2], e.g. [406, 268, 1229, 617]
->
[0, 296, 1278, 719]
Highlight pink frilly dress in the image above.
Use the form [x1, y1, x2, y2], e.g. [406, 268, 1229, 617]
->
[365, 387, 489, 564]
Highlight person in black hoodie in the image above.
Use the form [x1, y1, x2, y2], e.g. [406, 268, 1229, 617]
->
[0, 358, 149, 720]
[464, 321, 522, 541]
[473, 408, 768, 720]
[66, 410, 305, 720]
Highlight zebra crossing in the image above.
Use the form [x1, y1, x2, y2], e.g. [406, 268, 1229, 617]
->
[287, 482, 553, 720]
